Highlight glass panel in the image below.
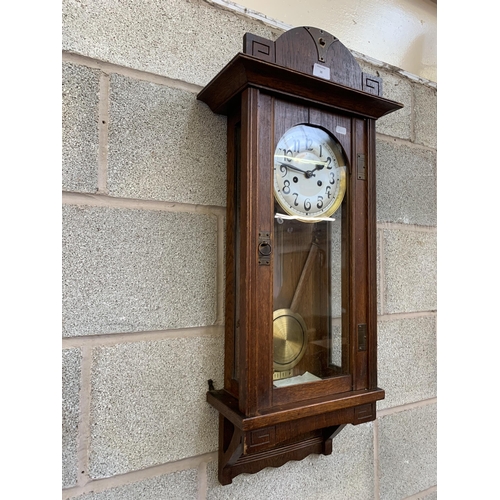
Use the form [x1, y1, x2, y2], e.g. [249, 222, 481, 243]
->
[272, 125, 348, 388]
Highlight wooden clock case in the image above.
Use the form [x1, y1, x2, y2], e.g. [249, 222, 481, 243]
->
[198, 26, 403, 485]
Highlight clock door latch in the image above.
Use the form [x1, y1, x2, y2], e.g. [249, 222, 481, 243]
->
[258, 231, 272, 266]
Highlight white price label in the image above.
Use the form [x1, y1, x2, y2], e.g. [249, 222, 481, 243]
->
[313, 63, 330, 80]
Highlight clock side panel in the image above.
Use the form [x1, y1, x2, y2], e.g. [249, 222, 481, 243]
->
[367, 118, 378, 390]
[236, 88, 275, 415]
[223, 108, 241, 399]
[351, 117, 369, 391]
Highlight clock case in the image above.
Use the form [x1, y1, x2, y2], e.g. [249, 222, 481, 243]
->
[198, 26, 403, 485]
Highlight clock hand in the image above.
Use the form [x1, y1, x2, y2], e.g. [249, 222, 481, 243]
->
[304, 164, 326, 178]
[301, 162, 327, 178]
[306, 163, 326, 176]
[278, 162, 316, 177]
[278, 162, 309, 175]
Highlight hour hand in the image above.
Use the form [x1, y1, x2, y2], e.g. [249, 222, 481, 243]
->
[303, 162, 326, 178]
[309, 162, 326, 173]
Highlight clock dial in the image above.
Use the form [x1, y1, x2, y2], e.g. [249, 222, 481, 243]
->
[274, 125, 346, 222]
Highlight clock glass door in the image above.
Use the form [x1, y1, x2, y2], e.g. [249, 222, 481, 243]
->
[272, 124, 349, 388]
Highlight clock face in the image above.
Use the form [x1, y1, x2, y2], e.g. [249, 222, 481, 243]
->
[274, 125, 346, 222]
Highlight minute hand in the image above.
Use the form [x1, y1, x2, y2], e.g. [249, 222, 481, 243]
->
[278, 162, 316, 178]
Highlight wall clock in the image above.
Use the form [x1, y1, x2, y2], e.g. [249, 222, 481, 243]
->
[198, 26, 403, 485]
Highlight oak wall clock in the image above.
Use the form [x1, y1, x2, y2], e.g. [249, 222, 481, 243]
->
[198, 26, 403, 485]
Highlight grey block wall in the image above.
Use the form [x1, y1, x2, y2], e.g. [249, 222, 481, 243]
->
[62, 1, 436, 499]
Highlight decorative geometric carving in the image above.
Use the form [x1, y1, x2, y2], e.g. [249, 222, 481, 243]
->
[362, 73, 383, 96]
[354, 403, 375, 423]
[243, 33, 275, 62]
[249, 426, 276, 450]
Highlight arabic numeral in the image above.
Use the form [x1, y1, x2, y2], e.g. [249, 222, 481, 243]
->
[329, 172, 335, 184]
[293, 193, 299, 206]
[326, 157, 332, 169]
[317, 195, 323, 209]
[283, 180, 291, 194]
[281, 148, 293, 162]
[304, 198, 311, 211]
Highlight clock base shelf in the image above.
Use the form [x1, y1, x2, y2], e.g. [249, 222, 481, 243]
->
[218, 417, 345, 485]
[208, 389, 384, 484]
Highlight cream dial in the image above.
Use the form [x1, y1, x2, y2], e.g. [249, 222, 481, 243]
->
[274, 125, 346, 222]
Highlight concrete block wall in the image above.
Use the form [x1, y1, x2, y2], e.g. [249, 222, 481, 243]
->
[62, 1, 436, 498]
